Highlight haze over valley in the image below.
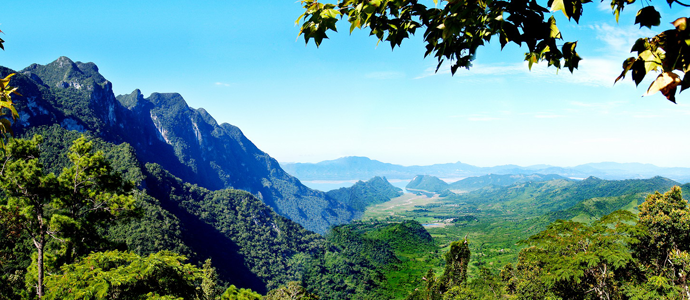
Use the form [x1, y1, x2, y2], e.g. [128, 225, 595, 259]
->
[282, 156, 690, 192]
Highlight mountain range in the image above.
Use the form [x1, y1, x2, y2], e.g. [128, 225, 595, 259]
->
[5, 56, 690, 298]
[280, 156, 690, 183]
[8, 56, 355, 235]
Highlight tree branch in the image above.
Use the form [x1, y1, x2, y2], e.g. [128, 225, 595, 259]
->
[673, 0, 690, 7]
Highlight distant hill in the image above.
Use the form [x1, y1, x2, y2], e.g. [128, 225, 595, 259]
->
[406, 175, 449, 193]
[404, 174, 572, 194]
[326, 176, 403, 212]
[451, 175, 680, 214]
[281, 157, 414, 181]
[448, 174, 572, 192]
[281, 157, 690, 183]
[545, 182, 690, 224]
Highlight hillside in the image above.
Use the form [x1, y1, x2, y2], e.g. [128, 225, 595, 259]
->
[326, 176, 403, 212]
[365, 176, 681, 275]
[5, 57, 356, 234]
[450, 176, 679, 214]
[406, 175, 450, 193]
[9, 125, 323, 294]
[448, 173, 572, 192]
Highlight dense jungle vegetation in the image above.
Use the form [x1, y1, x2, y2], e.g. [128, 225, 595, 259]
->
[4, 127, 690, 299]
[2, 54, 690, 299]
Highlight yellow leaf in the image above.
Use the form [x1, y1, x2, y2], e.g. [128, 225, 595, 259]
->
[644, 72, 681, 98]
[673, 17, 688, 32]
[0, 73, 15, 83]
[550, 0, 569, 19]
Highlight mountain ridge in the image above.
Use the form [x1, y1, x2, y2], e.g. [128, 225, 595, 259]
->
[281, 156, 690, 183]
[6, 56, 355, 234]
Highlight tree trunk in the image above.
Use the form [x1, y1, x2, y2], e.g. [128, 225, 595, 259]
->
[33, 213, 46, 299]
[36, 238, 44, 299]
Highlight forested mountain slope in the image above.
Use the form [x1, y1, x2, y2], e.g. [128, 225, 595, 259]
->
[406, 175, 450, 193]
[3, 56, 356, 234]
[448, 173, 572, 192]
[9, 125, 324, 294]
[326, 176, 403, 211]
[143, 163, 323, 293]
[448, 176, 679, 214]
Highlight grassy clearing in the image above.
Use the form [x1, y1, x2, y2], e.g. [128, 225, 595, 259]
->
[362, 192, 546, 277]
[362, 193, 442, 220]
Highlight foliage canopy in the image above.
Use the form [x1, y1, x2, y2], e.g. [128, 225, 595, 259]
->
[0, 135, 136, 298]
[297, 0, 690, 102]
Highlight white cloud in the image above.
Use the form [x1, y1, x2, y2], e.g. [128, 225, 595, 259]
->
[553, 57, 624, 87]
[596, 0, 612, 11]
[414, 65, 452, 79]
[570, 100, 626, 109]
[534, 114, 564, 119]
[590, 23, 653, 54]
[214, 82, 232, 87]
[569, 137, 624, 145]
[468, 117, 501, 121]
[415, 61, 525, 79]
[632, 114, 661, 118]
[414, 57, 628, 87]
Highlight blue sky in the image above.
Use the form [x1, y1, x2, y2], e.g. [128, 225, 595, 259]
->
[2, 1, 689, 167]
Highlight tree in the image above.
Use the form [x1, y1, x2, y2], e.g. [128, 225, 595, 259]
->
[43, 250, 204, 300]
[631, 186, 690, 298]
[406, 239, 471, 300]
[0, 23, 19, 149]
[220, 285, 263, 300]
[264, 281, 319, 300]
[0, 72, 20, 148]
[0, 135, 135, 298]
[438, 239, 471, 293]
[504, 210, 638, 299]
[296, 0, 690, 102]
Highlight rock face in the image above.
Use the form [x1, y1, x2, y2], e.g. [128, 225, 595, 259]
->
[5, 56, 356, 234]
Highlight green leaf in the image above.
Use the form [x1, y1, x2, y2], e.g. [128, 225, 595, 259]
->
[562, 42, 580, 73]
[321, 8, 340, 19]
[0, 119, 12, 136]
[635, 6, 661, 29]
[630, 38, 648, 53]
[525, 52, 538, 70]
[631, 58, 647, 86]
[615, 57, 636, 83]
[548, 16, 561, 39]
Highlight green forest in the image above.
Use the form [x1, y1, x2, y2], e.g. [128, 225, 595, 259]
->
[2, 53, 690, 299]
[4, 124, 690, 299]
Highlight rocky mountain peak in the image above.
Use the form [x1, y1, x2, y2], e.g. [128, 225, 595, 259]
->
[21, 56, 107, 90]
[117, 89, 147, 109]
[55, 56, 76, 67]
[8, 57, 358, 234]
[147, 92, 189, 109]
